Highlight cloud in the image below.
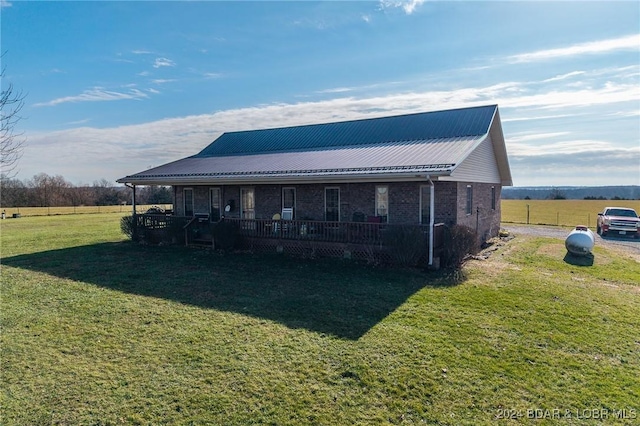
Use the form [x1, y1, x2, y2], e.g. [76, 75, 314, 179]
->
[153, 57, 176, 68]
[1, 0, 12, 8]
[508, 34, 640, 63]
[315, 87, 354, 94]
[508, 132, 571, 143]
[34, 88, 148, 107]
[132, 49, 153, 55]
[542, 71, 586, 83]
[20, 74, 640, 184]
[379, 0, 426, 15]
[203, 72, 223, 79]
[151, 79, 176, 84]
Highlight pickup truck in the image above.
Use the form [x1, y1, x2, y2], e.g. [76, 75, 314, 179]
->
[596, 207, 640, 238]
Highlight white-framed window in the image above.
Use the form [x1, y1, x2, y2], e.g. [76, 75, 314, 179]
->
[282, 187, 296, 219]
[210, 187, 222, 221]
[420, 185, 431, 225]
[240, 187, 255, 219]
[491, 186, 496, 210]
[375, 185, 389, 223]
[183, 188, 194, 217]
[466, 185, 473, 215]
[325, 187, 340, 221]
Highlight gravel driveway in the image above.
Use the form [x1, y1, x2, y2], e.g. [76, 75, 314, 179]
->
[503, 224, 640, 258]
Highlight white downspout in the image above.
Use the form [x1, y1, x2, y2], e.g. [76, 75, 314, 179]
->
[427, 176, 435, 267]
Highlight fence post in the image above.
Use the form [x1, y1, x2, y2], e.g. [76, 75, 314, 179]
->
[526, 204, 530, 225]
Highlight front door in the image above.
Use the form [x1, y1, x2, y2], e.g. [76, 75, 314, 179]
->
[241, 188, 255, 219]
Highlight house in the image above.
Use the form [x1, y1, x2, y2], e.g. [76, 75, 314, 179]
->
[117, 104, 512, 266]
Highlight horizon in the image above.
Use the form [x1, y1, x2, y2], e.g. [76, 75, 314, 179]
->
[2, 0, 639, 186]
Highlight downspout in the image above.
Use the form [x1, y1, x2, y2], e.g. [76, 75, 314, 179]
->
[427, 176, 435, 267]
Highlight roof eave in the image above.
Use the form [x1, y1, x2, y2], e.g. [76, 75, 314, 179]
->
[116, 170, 453, 186]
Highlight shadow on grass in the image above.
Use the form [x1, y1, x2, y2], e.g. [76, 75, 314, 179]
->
[2, 242, 456, 340]
[563, 252, 595, 267]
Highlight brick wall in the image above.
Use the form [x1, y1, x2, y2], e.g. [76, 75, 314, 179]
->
[171, 180, 502, 240]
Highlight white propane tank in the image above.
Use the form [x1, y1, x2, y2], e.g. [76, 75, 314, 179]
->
[565, 225, 595, 256]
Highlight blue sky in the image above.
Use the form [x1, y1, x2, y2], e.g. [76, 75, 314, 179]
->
[2, 0, 639, 186]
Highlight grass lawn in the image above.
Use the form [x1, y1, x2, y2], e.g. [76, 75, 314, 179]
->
[1, 214, 639, 425]
[501, 199, 640, 228]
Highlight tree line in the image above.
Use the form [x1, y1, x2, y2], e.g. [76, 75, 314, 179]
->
[0, 173, 172, 208]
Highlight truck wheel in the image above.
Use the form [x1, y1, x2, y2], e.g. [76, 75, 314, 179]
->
[596, 225, 601, 235]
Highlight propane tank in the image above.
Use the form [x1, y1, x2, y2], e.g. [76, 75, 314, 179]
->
[565, 225, 595, 256]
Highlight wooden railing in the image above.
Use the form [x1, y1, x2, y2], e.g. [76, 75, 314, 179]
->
[222, 217, 444, 248]
[135, 214, 445, 250]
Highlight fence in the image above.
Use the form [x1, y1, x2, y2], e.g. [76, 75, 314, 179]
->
[0, 204, 173, 218]
[501, 200, 640, 228]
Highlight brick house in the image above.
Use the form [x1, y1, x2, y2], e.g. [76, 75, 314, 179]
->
[118, 105, 512, 266]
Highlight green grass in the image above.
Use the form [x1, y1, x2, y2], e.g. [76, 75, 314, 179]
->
[0, 204, 172, 218]
[1, 215, 639, 424]
[502, 199, 640, 228]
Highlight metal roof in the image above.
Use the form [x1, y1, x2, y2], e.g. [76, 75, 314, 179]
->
[118, 105, 510, 185]
[196, 104, 497, 157]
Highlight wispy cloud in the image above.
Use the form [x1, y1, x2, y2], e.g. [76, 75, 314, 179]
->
[34, 87, 149, 107]
[542, 71, 586, 83]
[203, 72, 223, 79]
[508, 34, 640, 63]
[508, 132, 572, 143]
[151, 79, 177, 84]
[132, 49, 152, 55]
[379, 0, 426, 15]
[1, 0, 12, 8]
[316, 87, 354, 94]
[153, 57, 176, 68]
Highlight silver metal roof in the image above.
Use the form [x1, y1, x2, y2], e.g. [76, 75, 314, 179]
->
[118, 105, 511, 185]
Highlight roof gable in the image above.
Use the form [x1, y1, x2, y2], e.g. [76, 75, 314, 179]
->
[196, 104, 498, 157]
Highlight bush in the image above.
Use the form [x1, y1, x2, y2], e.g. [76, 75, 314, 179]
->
[383, 225, 427, 267]
[213, 221, 238, 251]
[442, 225, 479, 269]
[120, 215, 137, 241]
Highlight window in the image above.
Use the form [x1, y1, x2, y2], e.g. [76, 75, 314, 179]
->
[420, 185, 431, 224]
[325, 187, 340, 221]
[210, 188, 221, 221]
[466, 185, 473, 215]
[184, 188, 194, 217]
[240, 188, 255, 219]
[491, 186, 496, 210]
[282, 187, 296, 218]
[375, 185, 388, 222]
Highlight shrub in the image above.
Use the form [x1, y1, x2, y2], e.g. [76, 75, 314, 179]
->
[120, 215, 137, 241]
[442, 225, 479, 269]
[383, 225, 427, 267]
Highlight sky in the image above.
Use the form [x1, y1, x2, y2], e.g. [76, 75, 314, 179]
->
[2, 0, 639, 187]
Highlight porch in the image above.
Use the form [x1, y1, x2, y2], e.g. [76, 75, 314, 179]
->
[135, 214, 445, 266]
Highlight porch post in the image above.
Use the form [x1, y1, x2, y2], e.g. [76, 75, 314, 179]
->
[427, 176, 435, 267]
[130, 184, 138, 241]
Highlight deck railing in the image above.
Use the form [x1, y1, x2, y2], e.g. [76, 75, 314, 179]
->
[222, 217, 444, 248]
[135, 214, 444, 251]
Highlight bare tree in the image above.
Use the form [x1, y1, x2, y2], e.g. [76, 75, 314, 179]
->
[1, 57, 26, 178]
